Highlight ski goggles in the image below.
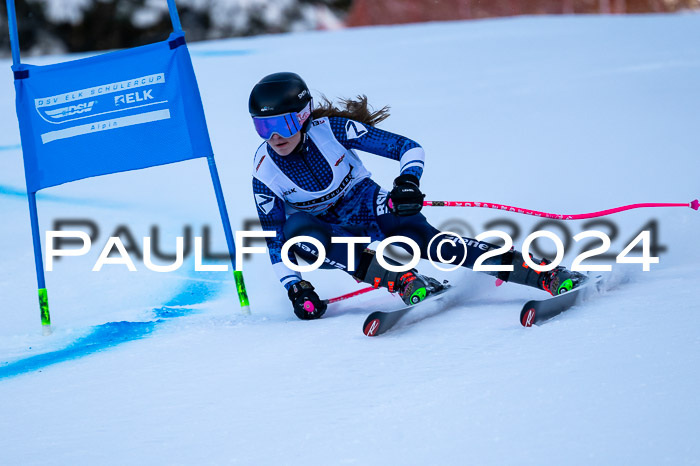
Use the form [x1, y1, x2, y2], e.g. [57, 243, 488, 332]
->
[252, 101, 312, 140]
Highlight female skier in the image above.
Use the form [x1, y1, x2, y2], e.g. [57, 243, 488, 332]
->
[249, 72, 584, 320]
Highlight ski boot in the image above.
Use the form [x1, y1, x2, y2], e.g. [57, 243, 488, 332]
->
[353, 249, 444, 305]
[498, 250, 586, 296]
[540, 266, 586, 296]
[395, 271, 447, 305]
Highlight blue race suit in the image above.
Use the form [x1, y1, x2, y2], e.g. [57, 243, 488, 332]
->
[251, 116, 495, 290]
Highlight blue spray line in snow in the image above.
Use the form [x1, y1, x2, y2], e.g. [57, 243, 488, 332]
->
[1, 181, 230, 381]
[0, 184, 132, 209]
[0, 184, 30, 198]
[0, 272, 225, 381]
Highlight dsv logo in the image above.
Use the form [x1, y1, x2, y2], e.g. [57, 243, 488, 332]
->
[45, 101, 96, 119]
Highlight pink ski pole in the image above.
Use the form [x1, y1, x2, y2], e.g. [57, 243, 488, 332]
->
[424, 199, 699, 220]
[324, 286, 378, 305]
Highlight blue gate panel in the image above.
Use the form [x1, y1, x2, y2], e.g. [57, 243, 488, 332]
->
[13, 32, 213, 192]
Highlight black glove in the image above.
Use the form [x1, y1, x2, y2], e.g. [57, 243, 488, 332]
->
[388, 173, 425, 216]
[288, 280, 327, 320]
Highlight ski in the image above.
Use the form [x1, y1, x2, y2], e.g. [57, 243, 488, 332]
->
[519, 274, 603, 327]
[362, 285, 453, 336]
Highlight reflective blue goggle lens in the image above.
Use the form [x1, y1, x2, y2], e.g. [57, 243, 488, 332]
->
[252, 101, 312, 140]
[253, 112, 302, 140]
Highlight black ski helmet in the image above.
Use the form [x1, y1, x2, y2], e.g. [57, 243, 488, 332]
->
[248, 72, 312, 118]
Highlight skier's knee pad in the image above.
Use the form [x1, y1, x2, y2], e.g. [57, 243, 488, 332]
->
[377, 211, 438, 247]
[283, 212, 332, 247]
[283, 212, 334, 265]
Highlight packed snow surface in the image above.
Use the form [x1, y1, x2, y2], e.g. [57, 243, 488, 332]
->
[1, 14, 699, 465]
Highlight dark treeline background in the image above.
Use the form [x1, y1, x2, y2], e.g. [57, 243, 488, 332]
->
[1, 0, 350, 55]
[1, 0, 696, 56]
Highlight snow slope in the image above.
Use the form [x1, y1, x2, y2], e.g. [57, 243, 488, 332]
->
[1, 13, 699, 465]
